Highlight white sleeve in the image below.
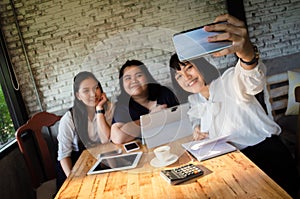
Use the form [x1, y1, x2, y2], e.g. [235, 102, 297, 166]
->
[187, 94, 201, 130]
[233, 59, 266, 101]
[57, 111, 77, 161]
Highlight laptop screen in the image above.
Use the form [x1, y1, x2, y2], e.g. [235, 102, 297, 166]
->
[140, 103, 193, 148]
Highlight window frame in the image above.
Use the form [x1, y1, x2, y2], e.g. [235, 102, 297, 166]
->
[0, 30, 28, 157]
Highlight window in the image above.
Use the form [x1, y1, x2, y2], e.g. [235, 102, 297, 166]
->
[0, 86, 15, 149]
[0, 30, 28, 153]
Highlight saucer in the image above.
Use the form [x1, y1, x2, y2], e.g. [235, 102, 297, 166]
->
[150, 154, 178, 168]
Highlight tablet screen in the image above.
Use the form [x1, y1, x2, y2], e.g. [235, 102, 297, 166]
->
[87, 152, 143, 175]
[172, 25, 232, 61]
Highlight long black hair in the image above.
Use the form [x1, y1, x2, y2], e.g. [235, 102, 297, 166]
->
[71, 71, 103, 148]
[117, 60, 162, 103]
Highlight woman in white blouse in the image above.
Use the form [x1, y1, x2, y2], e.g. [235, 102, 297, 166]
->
[169, 14, 298, 197]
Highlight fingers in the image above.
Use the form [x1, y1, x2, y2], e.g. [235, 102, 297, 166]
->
[204, 14, 252, 58]
[101, 93, 108, 101]
[211, 40, 242, 57]
[205, 23, 246, 40]
[192, 127, 208, 140]
[204, 21, 230, 32]
[213, 14, 245, 28]
[204, 16, 247, 42]
[193, 132, 208, 140]
[96, 93, 108, 108]
[158, 104, 167, 109]
[149, 104, 167, 113]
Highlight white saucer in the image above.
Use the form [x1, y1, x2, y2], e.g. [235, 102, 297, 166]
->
[150, 154, 179, 168]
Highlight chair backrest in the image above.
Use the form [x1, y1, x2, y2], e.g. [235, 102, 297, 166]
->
[266, 72, 289, 121]
[15, 111, 61, 189]
[295, 86, 300, 175]
[295, 86, 300, 104]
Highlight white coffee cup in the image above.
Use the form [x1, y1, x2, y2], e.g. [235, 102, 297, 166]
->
[154, 145, 171, 162]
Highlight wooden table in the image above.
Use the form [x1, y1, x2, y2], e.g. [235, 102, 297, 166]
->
[55, 137, 292, 199]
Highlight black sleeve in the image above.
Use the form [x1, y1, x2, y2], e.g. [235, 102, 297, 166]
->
[112, 102, 131, 124]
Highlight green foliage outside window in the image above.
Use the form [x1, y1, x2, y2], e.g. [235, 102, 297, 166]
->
[0, 86, 15, 146]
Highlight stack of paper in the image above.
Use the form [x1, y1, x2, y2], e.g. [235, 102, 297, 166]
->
[182, 135, 237, 161]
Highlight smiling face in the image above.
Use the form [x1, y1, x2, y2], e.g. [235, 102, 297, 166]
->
[76, 77, 102, 107]
[122, 65, 148, 97]
[174, 62, 206, 94]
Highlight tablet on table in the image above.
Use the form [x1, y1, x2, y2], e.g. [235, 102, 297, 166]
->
[87, 152, 143, 175]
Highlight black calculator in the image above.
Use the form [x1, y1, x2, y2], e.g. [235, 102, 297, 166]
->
[160, 164, 204, 185]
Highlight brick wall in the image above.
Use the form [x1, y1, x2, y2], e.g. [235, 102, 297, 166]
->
[0, 0, 300, 116]
[244, 0, 300, 58]
[0, 0, 227, 115]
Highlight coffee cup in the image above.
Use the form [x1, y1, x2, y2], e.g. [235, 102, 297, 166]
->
[154, 145, 171, 162]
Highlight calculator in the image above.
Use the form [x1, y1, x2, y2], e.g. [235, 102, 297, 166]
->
[160, 164, 204, 185]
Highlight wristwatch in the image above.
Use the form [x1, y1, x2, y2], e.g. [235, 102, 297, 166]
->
[96, 109, 105, 114]
[240, 45, 259, 65]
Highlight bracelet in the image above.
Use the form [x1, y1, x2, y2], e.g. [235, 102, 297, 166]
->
[240, 45, 259, 65]
[96, 109, 105, 114]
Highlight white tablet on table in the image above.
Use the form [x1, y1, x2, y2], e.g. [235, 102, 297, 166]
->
[87, 152, 143, 175]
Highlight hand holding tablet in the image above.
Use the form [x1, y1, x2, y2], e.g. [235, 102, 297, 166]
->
[172, 22, 232, 61]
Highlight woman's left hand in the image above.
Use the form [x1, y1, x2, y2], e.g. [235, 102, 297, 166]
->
[204, 14, 255, 64]
[96, 92, 108, 110]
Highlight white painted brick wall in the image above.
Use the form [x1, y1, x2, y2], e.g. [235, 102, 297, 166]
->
[1, 0, 299, 116]
[244, 0, 300, 59]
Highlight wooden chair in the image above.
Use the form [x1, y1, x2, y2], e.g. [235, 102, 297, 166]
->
[15, 111, 61, 199]
[295, 86, 300, 175]
[266, 72, 289, 121]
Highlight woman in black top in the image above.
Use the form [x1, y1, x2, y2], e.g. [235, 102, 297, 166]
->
[111, 60, 179, 144]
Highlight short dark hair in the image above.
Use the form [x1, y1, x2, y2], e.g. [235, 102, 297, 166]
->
[169, 54, 191, 103]
[169, 53, 220, 103]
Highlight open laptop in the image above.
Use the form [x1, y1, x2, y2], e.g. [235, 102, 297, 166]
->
[140, 103, 193, 149]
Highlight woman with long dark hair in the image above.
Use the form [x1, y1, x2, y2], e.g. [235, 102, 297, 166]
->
[110, 60, 179, 144]
[57, 71, 113, 188]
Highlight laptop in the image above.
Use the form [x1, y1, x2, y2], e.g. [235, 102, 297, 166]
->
[140, 103, 193, 149]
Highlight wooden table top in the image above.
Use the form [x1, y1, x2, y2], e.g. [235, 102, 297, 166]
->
[55, 138, 292, 199]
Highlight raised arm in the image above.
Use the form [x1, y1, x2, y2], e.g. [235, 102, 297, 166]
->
[95, 92, 111, 143]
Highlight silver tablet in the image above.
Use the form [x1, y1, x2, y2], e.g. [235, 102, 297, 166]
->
[172, 22, 232, 61]
[87, 152, 143, 175]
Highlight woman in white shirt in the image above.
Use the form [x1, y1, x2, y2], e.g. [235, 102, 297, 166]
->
[169, 14, 298, 197]
[56, 71, 113, 189]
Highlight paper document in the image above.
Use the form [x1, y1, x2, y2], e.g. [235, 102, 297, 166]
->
[182, 135, 236, 161]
